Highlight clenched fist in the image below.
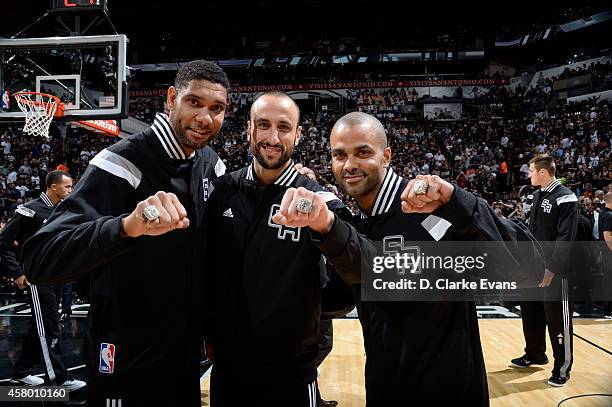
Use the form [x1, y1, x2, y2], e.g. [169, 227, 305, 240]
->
[400, 174, 454, 213]
[272, 187, 335, 234]
[14, 275, 29, 289]
[121, 191, 190, 238]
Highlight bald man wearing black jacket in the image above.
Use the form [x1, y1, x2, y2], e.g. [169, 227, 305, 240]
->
[327, 112, 544, 407]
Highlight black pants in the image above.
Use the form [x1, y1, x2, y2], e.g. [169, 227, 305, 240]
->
[316, 319, 333, 367]
[316, 319, 334, 404]
[61, 282, 74, 315]
[210, 367, 319, 407]
[12, 284, 69, 384]
[86, 365, 201, 407]
[520, 277, 574, 378]
[87, 393, 199, 407]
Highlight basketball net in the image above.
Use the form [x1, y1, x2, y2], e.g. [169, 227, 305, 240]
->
[14, 92, 64, 139]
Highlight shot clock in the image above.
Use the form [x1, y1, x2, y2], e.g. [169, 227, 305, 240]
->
[50, 0, 107, 11]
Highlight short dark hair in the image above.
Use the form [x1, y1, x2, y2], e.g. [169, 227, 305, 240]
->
[46, 170, 70, 188]
[174, 60, 230, 91]
[332, 111, 388, 150]
[529, 154, 555, 176]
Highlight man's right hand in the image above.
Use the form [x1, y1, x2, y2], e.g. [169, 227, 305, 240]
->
[121, 191, 190, 238]
[14, 275, 28, 289]
[538, 268, 555, 288]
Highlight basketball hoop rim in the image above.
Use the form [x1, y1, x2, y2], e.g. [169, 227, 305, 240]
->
[13, 91, 65, 118]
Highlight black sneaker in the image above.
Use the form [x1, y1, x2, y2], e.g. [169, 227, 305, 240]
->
[548, 373, 569, 387]
[510, 354, 549, 368]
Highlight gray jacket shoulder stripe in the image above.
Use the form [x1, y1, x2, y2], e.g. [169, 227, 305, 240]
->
[556, 194, 578, 205]
[214, 158, 226, 177]
[16, 205, 35, 217]
[421, 215, 452, 241]
[316, 191, 340, 203]
[90, 149, 142, 189]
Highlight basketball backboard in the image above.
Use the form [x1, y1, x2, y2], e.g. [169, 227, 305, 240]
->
[0, 34, 127, 122]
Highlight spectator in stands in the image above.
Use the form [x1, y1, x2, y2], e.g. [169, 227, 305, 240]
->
[592, 190, 606, 240]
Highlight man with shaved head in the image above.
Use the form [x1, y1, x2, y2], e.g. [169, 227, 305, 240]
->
[205, 92, 371, 406]
[328, 111, 543, 406]
[249, 91, 302, 172]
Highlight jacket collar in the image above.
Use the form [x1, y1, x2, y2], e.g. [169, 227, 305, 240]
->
[541, 178, 561, 193]
[150, 113, 196, 160]
[245, 160, 299, 187]
[358, 167, 403, 218]
[40, 192, 53, 207]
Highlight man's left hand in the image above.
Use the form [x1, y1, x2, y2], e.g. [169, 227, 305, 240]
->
[272, 187, 335, 235]
[400, 174, 454, 213]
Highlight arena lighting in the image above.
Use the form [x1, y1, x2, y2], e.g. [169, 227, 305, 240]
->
[274, 56, 289, 64]
[460, 51, 485, 59]
[332, 55, 351, 64]
[559, 10, 612, 32]
[216, 59, 250, 67]
[385, 52, 422, 62]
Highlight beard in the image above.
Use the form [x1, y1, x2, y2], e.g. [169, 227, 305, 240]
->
[169, 114, 215, 151]
[253, 141, 294, 170]
[178, 130, 208, 151]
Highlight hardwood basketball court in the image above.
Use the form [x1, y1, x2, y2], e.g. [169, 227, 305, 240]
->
[200, 318, 612, 406]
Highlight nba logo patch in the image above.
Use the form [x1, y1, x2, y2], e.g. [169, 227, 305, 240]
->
[99, 343, 115, 374]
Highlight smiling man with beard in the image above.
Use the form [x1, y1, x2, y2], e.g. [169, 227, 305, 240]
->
[251, 99, 295, 171]
[204, 92, 371, 407]
[328, 112, 543, 407]
[23, 60, 229, 406]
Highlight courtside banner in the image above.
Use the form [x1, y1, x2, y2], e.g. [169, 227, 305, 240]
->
[74, 119, 120, 137]
[361, 241, 611, 302]
[129, 78, 509, 97]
